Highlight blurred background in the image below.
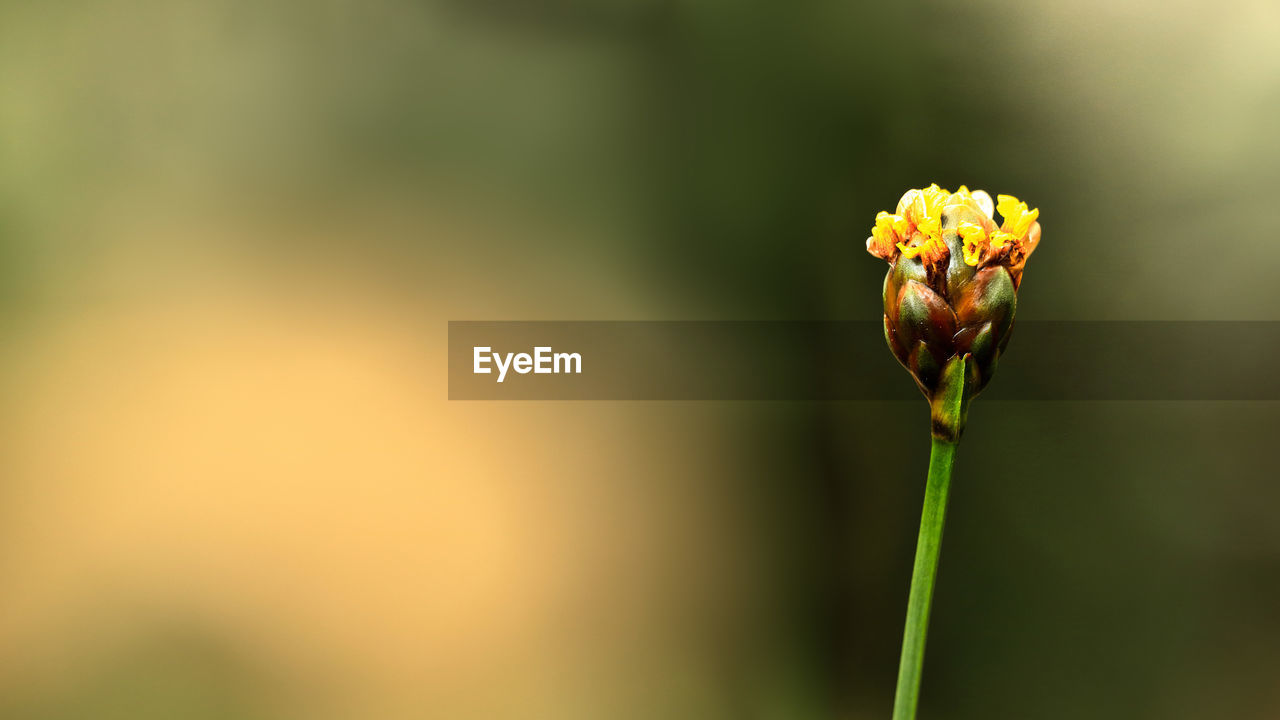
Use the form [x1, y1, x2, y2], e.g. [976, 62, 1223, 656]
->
[1, 0, 1279, 718]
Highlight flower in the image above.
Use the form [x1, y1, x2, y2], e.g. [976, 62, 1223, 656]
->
[866, 184, 1041, 439]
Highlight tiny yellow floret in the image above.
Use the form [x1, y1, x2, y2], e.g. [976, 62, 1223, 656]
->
[917, 217, 942, 242]
[957, 222, 987, 266]
[996, 194, 1040, 241]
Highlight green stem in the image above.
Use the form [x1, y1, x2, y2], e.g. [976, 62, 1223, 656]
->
[891, 435, 958, 720]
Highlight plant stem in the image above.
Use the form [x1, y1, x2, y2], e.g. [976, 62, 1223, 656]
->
[890, 435, 958, 720]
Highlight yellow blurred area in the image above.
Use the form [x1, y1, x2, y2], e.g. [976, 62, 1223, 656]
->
[0, 4, 757, 714]
[0, 203, 750, 719]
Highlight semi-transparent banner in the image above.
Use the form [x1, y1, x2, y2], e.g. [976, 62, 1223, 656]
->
[448, 321, 1279, 401]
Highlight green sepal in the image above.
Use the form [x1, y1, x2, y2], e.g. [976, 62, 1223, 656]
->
[885, 257, 928, 317]
[897, 281, 956, 362]
[884, 314, 905, 361]
[967, 320, 996, 371]
[998, 318, 1015, 354]
[957, 265, 1016, 340]
[929, 353, 973, 443]
[911, 340, 941, 394]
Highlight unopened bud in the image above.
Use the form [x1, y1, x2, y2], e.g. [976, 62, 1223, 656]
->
[866, 184, 1041, 439]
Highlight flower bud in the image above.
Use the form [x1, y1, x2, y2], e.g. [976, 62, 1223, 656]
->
[867, 185, 1040, 439]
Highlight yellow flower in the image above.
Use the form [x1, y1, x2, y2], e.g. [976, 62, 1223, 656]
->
[996, 194, 1040, 240]
[957, 222, 987, 266]
[868, 210, 911, 259]
[871, 185, 1042, 414]
[866, 184, 1040, 287]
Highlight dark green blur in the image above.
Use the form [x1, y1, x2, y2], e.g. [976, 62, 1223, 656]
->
[1, 1, 1278, 719]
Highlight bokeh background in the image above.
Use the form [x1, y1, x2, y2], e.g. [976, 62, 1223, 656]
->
[2, 1, 1279, 718]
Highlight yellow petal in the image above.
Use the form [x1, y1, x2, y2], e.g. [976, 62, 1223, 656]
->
[996, 194, 1023, 220]
[917, 217, 942, 241]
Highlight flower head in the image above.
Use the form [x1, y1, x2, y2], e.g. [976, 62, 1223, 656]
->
[865, 185, 1041, 438]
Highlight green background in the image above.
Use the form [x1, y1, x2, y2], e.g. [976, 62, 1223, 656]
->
[1, 1, 1278, 718]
